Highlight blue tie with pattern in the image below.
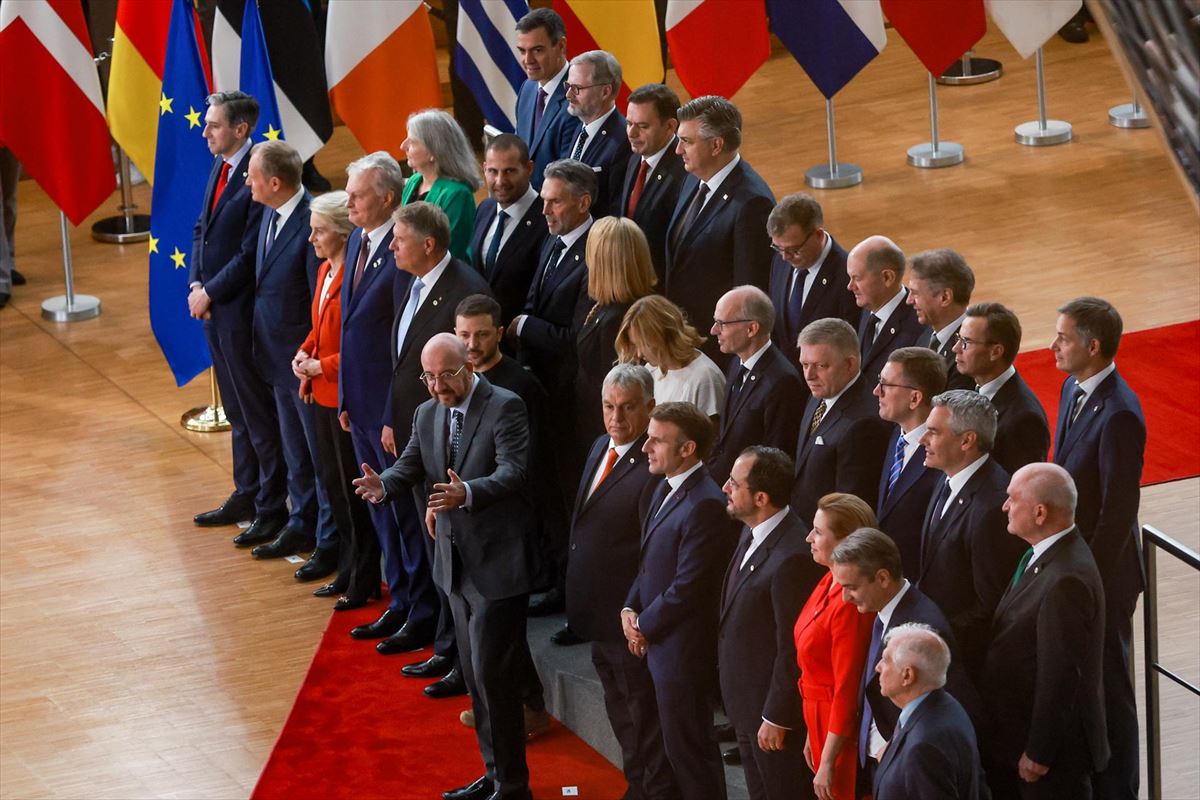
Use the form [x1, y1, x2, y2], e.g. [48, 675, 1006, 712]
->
[886, 433, 906, 498]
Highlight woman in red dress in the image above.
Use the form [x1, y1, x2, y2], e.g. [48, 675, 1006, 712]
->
[794, 493, 878, 800]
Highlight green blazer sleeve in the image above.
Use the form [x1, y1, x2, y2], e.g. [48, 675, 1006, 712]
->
[402, 175, 478, 263]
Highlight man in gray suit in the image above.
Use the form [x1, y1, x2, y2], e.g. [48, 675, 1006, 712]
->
[355, 333, 537, 800]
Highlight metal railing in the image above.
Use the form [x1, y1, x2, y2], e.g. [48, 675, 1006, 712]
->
[1141, 524, 1200, 800]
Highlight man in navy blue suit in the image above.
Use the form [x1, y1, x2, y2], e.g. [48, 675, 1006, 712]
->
[622, 402, 738, 800]
[872, 623, 984, 800]
[906, 249, 975, 391]
[872, 347, 947, 571]
[514, 8, 580, 188]
[562, 50, 631, 218]
[1051, 297, 1146, 800]
[187, 91, 276, 540]
[848, 235, 929, 388]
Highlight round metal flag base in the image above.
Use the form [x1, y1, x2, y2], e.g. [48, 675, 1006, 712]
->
[41, 294, 101, 322]
[907, 141, 965, 168]
[1014, 120, 1072, 146]
[91, 213, 151, 243]
[805, 163, 863, 190]
[937, 57, 1003, 86]
[1108, 103, 1150, 129]
[181, 404, 232, 432]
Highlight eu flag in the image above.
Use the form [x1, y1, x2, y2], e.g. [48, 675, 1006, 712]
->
[240, 0, 285, 143]
[149, 0, 213, 386]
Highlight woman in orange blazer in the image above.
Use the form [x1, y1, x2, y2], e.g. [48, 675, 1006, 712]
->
[292, 191, 380, 609]
[794, 493, 878, 800]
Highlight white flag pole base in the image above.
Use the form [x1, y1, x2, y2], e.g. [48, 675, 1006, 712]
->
[938, 52, 1003, 86]
[1108, 100, 1150, 129]
[805, 163, 863, 189]
[907, 142, 965, 168]
[1014, 120, 1072, 146]
[41, 294, 101, 322]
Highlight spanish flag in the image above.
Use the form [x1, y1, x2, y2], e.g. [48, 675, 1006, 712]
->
[107, 0, 172, 184]
[553, 0, 664, 107]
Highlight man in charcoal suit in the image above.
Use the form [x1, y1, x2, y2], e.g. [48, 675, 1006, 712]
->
[848, 235, 929, 389]
[562, 50, 631, 219]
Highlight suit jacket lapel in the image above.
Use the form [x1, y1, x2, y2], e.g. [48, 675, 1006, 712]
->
[1061, 375, 1113, 454]
[642, 472, 697, 546]
[433, 402, 449, 480]
[682, 163, 745, 244]
[880, 446, 928, 517]
[453, 377, 491, 472]
[529, 81, 566, 154]
[721, 522, 785, 620]
[541, 238, 583, 299]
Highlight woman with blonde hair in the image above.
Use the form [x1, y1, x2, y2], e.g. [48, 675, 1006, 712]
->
[615, 294, 725, 418]
[399, 108, 481, 261]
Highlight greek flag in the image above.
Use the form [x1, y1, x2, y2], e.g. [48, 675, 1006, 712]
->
[455, 0, 528, 133]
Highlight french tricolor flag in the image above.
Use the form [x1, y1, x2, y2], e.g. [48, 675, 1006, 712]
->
[768, 0, 887, 99]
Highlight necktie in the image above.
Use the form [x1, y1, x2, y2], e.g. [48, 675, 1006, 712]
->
[723, 529, 754, 600]
[351, 233, 370, 294]
[651, 480, 671, 517]
[533, 87, 547, 131]
[395, 278, 425, 355]
[786, 268, 809, 334]
[210, 161, 231, 214]
[886, 432, 906, 498]
[1010, 547, 1035, 588]
[627, 159, 649, 216]
[730, 365, 749, 397]
[858, 616, 886, 764]
[484, 208, 508, 277]
[933, 477, 952, 519]
[671, 183, 709, 251]
[449, 409, 464, 467]
[808, 400, 828, 437]
[920, 478, 951, 569]
[591, 447, 619, 496]
[863, 314, 881, 356]
[927, 330, 941, 351]
[539, 237, 567, 292]
[264, 210, 279, 257]
[570, 127, 589, 160]
[1065, 384, 1087, 432]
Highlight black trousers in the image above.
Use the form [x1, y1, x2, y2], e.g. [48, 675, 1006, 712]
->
[734, 725, 814, 800]
[1093, 589, 1139, 800]
[312, 403, 379, 597]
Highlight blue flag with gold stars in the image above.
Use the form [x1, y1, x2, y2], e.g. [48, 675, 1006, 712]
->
[149, 0, 213, 386]
[239, 0, 284, 143]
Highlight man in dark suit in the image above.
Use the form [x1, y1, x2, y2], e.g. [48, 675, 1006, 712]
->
[872, 347, 947, 571]
[983, 463, 1109, 800]
[906, 248, 975, 390]
[848, 235, 929, 387]
[872, 624, 984, 800]
[719, 447, 822, 800]
[563, 50, 631, 219]
[708, 286, 804, 482]
[665, 96, 775, 367]
[566, 364, 678, 799]
[1051, 297, 1145, 800]
[383, 203, 493, 693]
[471, 135, 548, 327]
[766, 194, 858, 367]
[790, 318, 891, 527]
[917, 390, 1025, 679]
[622, 402, 738, 800]
[187, 91, 274, 539]
[620, 84, 685, 288]
[830, 527, 980, 794]
[514, 8, 580, 188]
[955, 302, 1049, 473]
[356, 334, 538, 800]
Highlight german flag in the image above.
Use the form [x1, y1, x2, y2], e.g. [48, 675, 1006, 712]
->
[107, 0, 172, 183]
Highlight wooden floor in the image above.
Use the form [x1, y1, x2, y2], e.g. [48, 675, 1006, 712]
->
[1, 23, 1197, 800]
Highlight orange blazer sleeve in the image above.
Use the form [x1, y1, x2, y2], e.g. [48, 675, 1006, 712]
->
[299, 260, 330, 357]
[826, 591, 875, 737]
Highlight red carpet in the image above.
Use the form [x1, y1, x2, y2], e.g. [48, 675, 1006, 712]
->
[1014, 320, 1200, 486]
[251, 603, 627, 800]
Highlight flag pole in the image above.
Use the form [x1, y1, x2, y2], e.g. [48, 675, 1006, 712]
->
[805, 97, 862, 189]
[1014, 48, 1072, 146]
[181, 369, 231, 432]
[1109, 94, 1150, 129]
[908, 72, 964, 168]
[937, 50, 1003, 85]
[92, 148, 151, 243]
[41, 212, 102, 322]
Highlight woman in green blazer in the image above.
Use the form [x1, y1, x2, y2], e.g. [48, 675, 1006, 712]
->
[400, 109, 482, 262]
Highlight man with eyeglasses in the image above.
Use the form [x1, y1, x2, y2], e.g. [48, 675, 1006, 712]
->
[848, 235, 929, 388]
[905, 249, 975, 390]
[954, 302, 1049, 474]
[514, 7, 580, 190]
[562, 50, 631, 218]
[356, 333, 538, 800]
[765, 193, 858, 366]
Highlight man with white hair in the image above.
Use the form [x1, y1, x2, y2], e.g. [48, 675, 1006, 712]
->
[872, 623, 984, 800]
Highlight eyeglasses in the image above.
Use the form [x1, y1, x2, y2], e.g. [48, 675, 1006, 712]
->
[418, 364, 468, 385]
[564, 82, 603, 95]
[769, 228, 818, 260]
[952, 333, 995, 351]
[712, 318, 753, 330]
[876, 379, 918, 392]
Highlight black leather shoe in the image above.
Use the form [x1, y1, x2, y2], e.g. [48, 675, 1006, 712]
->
[424, 667, 468, 698]
[350, 608, 405, 640]
[722, 745, 741, 765]
[194, 496, 255, 527]
[376, 623, 434, 655]
[442, 775, 490, 800]
[232, 514, 286, 547]
[10, 269, 25, 286]
[402, 653, 453, 678]
[294, 550, 337, 582]
[550, 625, 586, 646]
[333, 587, 380, 611]
[527, 587, 564, 617]
[251, 526, 315, 559]
[312, 582, 344, 598]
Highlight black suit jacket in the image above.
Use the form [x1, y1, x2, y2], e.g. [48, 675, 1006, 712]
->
[930, 325, 974, 390]
[575, 108, 632, 219]
[191, 150, 262, 315]
[768, 235, 858, 366]
[619, 142, 686, 288]
[875, 426, 941, 574]
[988, 370, 1050, 474]
[566, 433, 656, 642]
[339, 227, 404, 429]
[717, 510, 822, 732]
[790, 375, 892, 526]
[873, 688, 984, 800]
[470, 195, 549, 325]
[917, 457, 1025, 677]
[858, 295, 930, 388]
[571, 301, 632, 451]
[982, 529, 1109, 775]
[252, 194, 321, 385]
[664, 159, 775, 365]
[518, 226, 591, 398]
[709, 343, 805, 483]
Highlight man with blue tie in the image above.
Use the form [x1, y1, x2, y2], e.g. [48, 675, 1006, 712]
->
[562, 50, 631, 218]
[1050, 297, 1145, 800]
[514, 8, 580, 189]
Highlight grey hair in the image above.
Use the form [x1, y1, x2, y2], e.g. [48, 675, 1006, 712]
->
[883, 623, 950, 689]
[309, 191, 354, 236]
[931, 389, 998, 453]
[1014, 462, 1079, 517]
[602, 363, 655, 402]
[406, 109, 484, 190]
[571, 50, 622, 94]
[542, 158, 598, 200]
[677, 95, 742, 150]
[726, 285, 774, 332]
[798, 317, 859, 359]
[346, 151, 406, 205]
